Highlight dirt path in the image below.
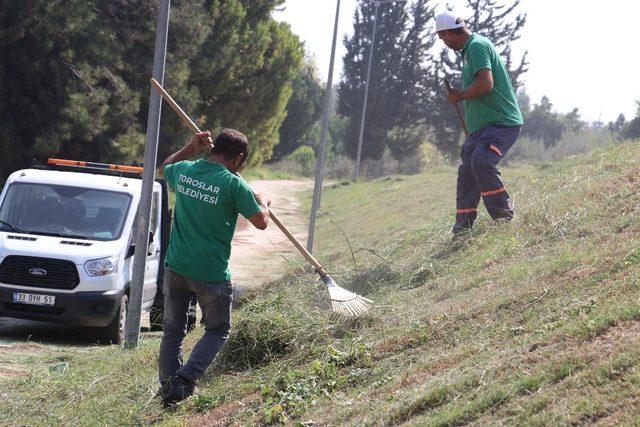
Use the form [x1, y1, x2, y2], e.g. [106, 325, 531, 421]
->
[229, 179, 313, 291]
[0, 179, 312, 378]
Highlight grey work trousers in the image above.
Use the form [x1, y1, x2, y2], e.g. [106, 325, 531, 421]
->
[158, 269, 232, 384]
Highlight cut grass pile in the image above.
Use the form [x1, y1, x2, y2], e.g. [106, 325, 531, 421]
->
[2, 142, 640, 425]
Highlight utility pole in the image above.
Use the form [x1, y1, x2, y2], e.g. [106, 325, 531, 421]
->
[125, 0, 171, 349]
[353, 0, 407, 182]
[307, 0, 341, 253]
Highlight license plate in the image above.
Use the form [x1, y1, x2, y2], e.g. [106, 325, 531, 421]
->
[13, 292, 56, 306]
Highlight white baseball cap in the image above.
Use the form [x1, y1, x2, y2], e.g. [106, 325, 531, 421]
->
[435, 11, 466, 32]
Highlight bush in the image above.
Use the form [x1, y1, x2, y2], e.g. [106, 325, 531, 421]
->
[287, 146, 316, 176]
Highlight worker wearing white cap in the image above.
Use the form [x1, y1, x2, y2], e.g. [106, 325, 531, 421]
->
[435, 11, 524, 235]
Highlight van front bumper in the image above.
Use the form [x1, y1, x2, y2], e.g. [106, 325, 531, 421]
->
[0, 286, 123, 327]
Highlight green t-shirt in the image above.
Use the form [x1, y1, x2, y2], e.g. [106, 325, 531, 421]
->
[461, 33, 523, 133]
[163, 159, 262, 282]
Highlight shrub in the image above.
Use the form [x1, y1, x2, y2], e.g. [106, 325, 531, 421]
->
[287, 145, 316, 176]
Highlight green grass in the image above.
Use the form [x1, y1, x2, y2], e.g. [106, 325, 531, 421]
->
[3, 142, 640, 425]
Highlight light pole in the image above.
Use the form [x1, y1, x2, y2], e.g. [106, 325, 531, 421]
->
[353, 0, 407, 182]
[124, 0, 171, 349]
[307, 0, 342, 253]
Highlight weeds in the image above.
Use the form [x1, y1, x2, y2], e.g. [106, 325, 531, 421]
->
[260, 344, 371, 423]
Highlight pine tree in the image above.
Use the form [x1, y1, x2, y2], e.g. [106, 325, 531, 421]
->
[0, 0, 302, 177]
[387, 0, 436, 161]
[338, 0, 409, 161]
[272, 60, 323, 160]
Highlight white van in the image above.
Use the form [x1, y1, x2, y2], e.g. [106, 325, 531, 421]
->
[0, 159, 193, 343]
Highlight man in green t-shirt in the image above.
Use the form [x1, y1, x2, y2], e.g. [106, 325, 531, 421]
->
[436, 11, 524, 235]
[157, 128, 271, 405]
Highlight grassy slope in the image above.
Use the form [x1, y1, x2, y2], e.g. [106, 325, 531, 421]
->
[3, 143, 640, 425]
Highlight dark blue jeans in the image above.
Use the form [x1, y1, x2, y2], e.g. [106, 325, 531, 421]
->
[455, 124, 522, 230]
[158, 269, 232, 384]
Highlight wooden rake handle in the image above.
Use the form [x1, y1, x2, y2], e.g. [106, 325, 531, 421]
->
[149, 78, 328, 277]
[444, 78, 470, 138]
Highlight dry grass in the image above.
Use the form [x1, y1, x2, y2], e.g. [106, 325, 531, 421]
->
[2, 141, 640, 425]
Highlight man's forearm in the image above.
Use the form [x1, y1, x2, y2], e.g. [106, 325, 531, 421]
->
[159, 131, 212, 177]
[255, 194, 270, 211]
[460, 70, 493, 100]
[460, 78, 492, 100]
[164, 142, 199, 167]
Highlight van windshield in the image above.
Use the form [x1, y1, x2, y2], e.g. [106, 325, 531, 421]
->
[0, 183, 132, 241]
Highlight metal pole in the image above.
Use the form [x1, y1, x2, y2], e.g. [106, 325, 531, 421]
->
[124, 0, 171, 349]
[307, 0, 341, 253]
[353, 1, 380, 182]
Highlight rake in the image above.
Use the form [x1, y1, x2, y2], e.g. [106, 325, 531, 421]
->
[150, 78, 373, 319]
[444, 78, 470, 137]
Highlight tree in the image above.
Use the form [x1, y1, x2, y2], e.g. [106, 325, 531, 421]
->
[187, 1, 303, 165]
[622, 119, 640, 140]
[338, 0, 409, 161]
[388, 0, 436, 160]
[608, 113, 626, 136]
[517, 89, 531, 115]
[522, 96, 565, 148]
[0, 0, 303, 178]
[430, 0, 528, 160]
[565, 108, 583, 134]
[272, 60, 323, 160]
[622, 101, 640, 140]
[339, 0, 435, 163]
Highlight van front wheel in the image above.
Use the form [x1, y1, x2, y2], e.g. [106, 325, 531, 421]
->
[102, 294, 128, 344]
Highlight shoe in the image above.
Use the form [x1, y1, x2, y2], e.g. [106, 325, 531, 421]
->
[452, 224, 472, 236]
[494, 214, 515, 224]
[163, 375, 196, 407]
[156, 380, 170, 399]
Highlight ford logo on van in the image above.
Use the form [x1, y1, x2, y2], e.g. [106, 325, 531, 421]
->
[28, 268, 48, 277]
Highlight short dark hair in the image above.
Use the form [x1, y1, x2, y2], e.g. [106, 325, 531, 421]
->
[211, 128, 250, 163]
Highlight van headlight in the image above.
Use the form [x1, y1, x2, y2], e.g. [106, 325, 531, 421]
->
[85, 255, 119, 276]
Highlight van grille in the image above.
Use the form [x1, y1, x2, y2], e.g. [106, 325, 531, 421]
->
[0, 256, 80, 290]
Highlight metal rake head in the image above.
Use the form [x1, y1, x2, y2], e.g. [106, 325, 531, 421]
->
[322, 274, 373, 320]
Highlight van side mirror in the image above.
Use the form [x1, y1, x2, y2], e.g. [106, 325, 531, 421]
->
[126, 232, 156, 259]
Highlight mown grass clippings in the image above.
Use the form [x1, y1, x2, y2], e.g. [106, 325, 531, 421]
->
[214, 292, 326, 371]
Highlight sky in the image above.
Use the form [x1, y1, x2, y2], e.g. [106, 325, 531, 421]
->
[275, 0, 640, 123]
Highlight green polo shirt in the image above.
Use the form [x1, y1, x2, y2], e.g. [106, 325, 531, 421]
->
[163, 159, 262, 282]
[461, 33, 523, 133]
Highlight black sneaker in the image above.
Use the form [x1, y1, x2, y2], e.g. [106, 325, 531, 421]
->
[156, 380, 170, 399]
[452, 224, 472, 236]
[163, 375, 196, 407]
